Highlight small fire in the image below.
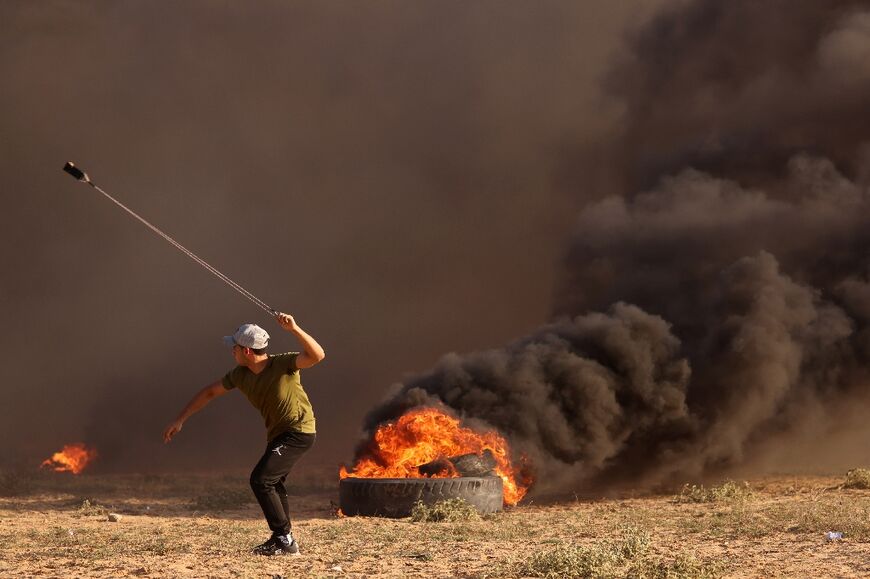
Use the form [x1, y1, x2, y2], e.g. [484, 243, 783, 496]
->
[41, 443, 97, 474]
[340, 408, 532, 505]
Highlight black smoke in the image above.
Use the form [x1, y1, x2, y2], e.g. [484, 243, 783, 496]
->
[355, 0, 870, 493]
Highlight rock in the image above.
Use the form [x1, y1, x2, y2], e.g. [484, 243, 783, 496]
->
[107, 513, 122, 522]
[329, 565, 343, 573]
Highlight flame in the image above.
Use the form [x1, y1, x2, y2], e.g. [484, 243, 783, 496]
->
[340, 408, 531, 505]
[41, 443, 97, 474]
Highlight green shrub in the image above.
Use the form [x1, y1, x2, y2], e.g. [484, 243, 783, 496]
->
[676, 480, 753, 503]
[77, 499, 107, 517]
[614, 524, 651, 560]
[513, 542, 620, 578]
[410, 498, 481, 522]
[512, 525, 652, 578]
[843, 469, 870, 489]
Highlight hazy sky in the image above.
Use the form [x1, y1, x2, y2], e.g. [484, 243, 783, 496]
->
[0, 1, 668, 472]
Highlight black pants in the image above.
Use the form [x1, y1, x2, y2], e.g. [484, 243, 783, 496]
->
[249, 430, 316, 536]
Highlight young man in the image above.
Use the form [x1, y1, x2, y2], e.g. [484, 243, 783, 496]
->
[162, 312, 325, 556]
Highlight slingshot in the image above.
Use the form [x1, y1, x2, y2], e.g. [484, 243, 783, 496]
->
[63, 162, 278, 316]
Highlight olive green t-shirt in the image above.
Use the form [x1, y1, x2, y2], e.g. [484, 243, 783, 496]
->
[221, 352, 316, 440]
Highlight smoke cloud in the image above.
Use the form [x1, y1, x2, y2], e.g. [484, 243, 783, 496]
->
[357, 0, 870, 493]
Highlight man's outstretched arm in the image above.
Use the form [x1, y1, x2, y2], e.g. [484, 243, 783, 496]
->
[275, 312, 326, 369]
[163, 380, 228, 443]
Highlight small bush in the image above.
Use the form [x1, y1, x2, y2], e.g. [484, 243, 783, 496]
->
[676, 480, 753, 504]
[614, 524, 651, 561]
[77, 499, 107, 517]
[512, 525, 651, 578]
[844, 469, 870, 489]
[190, 488, 252, 511]
[513, 542, 620, 578]
[410, 499, 481, 522]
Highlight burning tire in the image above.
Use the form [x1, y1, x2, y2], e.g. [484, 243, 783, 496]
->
[339, 476, 503, 518]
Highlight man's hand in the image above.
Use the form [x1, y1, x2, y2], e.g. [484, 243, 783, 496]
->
[275, 311, 326, 369]
[163, 419, 184, 443]
[276, 312, 299, 332]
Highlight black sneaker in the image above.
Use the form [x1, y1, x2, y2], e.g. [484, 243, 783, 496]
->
[252, 535, 299, 556]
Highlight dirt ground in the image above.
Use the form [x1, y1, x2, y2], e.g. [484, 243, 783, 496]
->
[2, 471, 870, 578]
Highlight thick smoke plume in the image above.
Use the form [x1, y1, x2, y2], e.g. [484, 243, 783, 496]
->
[357, 0, 870, 493]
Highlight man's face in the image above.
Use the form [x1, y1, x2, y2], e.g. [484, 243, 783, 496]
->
[231, 343, 246, 365]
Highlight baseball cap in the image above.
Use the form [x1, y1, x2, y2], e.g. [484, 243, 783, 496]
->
[223, 323, 270, 349]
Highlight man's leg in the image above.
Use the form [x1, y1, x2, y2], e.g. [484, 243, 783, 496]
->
[276, 475, 291, 524]
[250, 432, 316, 539]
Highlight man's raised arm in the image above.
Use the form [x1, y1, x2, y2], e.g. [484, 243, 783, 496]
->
[275, 312, 326, 369]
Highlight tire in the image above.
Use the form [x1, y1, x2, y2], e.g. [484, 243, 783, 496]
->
[339, 476, 503, 518]
[449, 450, 497, 477]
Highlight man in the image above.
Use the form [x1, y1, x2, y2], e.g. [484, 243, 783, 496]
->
[163, 312, 325, 556]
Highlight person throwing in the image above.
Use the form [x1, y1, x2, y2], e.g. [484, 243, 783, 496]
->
[163, 312, 325, 556]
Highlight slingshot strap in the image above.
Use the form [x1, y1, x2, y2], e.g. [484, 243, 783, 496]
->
[87, 181, 277, 316]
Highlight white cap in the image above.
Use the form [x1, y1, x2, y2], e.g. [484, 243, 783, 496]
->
[223, 323, 270, 349]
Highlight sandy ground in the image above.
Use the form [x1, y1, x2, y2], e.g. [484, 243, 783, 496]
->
[2, 472, 870, 578]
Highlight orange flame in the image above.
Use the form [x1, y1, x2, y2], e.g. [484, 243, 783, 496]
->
[340, 408, 531, 505]
[41, 443, 97, 474]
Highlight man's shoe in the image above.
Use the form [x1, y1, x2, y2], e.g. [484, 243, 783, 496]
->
[252, 535, 299, 556]
[251, 537, 279, 556]
[276, 534, 300, 556]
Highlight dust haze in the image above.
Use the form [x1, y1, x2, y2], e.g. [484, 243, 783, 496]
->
[0, 2, 668, 474]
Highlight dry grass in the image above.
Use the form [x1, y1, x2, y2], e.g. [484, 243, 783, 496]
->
[2, 472, 870, 577]
[625, 554, 727, 579]
[507, 524, 725, 579]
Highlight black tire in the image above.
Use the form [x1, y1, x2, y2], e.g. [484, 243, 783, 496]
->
[449, 450, 497, 477]
[339, 476, 503, 518]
